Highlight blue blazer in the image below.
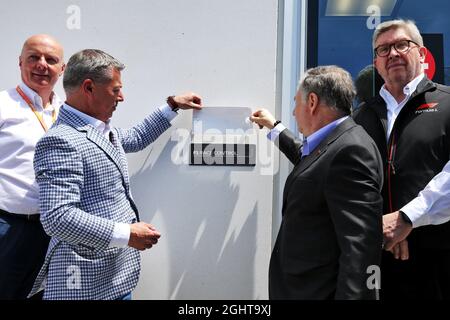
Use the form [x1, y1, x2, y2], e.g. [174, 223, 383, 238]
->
[29, 105, 171, 300]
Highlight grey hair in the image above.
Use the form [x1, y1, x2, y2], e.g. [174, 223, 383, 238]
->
[298, 65, 355, 116]
[63, 49, 125, 94]
[372, 19, 423, 49]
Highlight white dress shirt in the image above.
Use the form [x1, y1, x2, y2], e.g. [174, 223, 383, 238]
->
[380, 73, 424, 139]
[380, 74, 450, 227]
[401, 160, 450, 227]
[0, 82, 62, 214]
[63, 103, 177, 248]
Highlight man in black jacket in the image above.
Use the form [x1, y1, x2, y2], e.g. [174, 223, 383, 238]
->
[251, 66, 383, 299]
[354, 19, 450, 299]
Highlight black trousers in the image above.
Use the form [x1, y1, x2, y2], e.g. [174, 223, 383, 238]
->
[0, 210, 50, 300]
[381, 247, 450, 300]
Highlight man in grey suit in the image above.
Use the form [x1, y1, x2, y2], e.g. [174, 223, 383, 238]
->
[30, 49, 202, 300]
[251, 65, 383, 299]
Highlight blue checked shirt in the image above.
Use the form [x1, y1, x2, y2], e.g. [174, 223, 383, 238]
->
[63, 103, 177, 248]
[30, 103, 175, 300]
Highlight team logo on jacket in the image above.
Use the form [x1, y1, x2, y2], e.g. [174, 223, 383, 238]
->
[415, 103, 439, 114]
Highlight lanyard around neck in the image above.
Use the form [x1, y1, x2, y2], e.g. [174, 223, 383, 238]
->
[16, 86, 57, 132]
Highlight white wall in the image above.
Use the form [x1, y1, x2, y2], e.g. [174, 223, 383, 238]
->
[0, 0, 280, 299]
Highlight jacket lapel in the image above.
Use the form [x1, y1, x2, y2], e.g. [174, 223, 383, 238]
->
[58, 106, 128, 182]
[410, 76, 436, 99]
[86, 129, 128, 181]
[283, 118, 357, 197]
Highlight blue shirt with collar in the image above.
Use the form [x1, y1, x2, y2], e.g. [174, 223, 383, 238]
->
[301, 116, 348, 158]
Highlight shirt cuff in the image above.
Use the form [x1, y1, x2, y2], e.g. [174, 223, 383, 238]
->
[158, 104, 178, 122]
[267, 123, 286, 141]
[109, 223, 131, 248]
[401, 198, 431, 228]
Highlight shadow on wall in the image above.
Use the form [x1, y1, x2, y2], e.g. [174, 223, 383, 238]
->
[130, 140, 258, 299]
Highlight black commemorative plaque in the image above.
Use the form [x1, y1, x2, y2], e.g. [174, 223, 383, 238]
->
[190, 143, 256, 166]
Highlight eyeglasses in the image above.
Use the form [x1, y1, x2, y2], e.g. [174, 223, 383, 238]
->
[374, 39, 419, 57]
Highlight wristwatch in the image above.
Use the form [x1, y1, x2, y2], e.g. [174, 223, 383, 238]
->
[166, 95, 179, 112]
[273, 120, 281, 127]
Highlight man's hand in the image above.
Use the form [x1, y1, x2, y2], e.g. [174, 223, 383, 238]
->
[250, 109, 277, 129]
[388, 239, 409, 260]
[173, 92, 203, 110]
[128, 222, 161, 251]
[383, 210, 413, 251]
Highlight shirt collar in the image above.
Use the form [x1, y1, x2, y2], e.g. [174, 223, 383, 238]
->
[18, 82, 59, 111]
[379, 73, 425, 105]
[63, 103, 111, 137]
[302, 116, 348, 157]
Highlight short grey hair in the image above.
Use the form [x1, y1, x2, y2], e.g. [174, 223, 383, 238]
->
[63, 49, 125, 94]
[372, 19, 423, 49]
[298, 65, 355, 116]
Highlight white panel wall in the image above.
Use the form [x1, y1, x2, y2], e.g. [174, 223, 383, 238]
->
[0, 0, 280, 299]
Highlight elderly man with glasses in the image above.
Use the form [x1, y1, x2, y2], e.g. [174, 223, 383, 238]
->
[354, 19, 450, 300]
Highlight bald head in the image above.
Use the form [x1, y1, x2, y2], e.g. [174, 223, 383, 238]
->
[21, 34, 64, 59]
[19, 34, 65, 99]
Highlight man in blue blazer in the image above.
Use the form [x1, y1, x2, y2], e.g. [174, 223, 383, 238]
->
[251, 66, 383, 299]
[29, 49, 202, 300]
